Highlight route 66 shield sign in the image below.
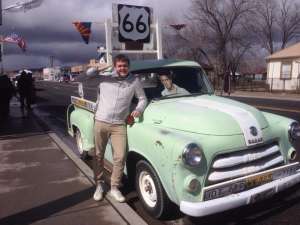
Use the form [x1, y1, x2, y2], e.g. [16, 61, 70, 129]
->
[118, 4, 151, 43]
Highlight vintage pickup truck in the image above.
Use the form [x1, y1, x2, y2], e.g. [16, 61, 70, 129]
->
[67, 59, 300, 218]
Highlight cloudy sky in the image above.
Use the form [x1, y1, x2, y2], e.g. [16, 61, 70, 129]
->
[1, 0, 189, 71]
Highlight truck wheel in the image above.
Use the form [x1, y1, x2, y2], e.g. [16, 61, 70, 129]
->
[75, 130, 88, 160]
[135, 160, 170, 218]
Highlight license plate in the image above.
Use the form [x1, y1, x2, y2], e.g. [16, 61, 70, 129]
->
[203, 163, 299, 201]
[246, 172, 273, 188]
[249, 187, 276, 204]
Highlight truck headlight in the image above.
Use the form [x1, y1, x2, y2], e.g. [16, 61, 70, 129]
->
[289, 122, 300, 140]
[182, 143, 202, 167]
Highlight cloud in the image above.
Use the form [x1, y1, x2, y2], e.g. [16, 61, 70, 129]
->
[1, 0, 189, 70]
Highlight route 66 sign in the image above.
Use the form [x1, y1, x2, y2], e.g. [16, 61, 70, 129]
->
[118, 4, 151, 43]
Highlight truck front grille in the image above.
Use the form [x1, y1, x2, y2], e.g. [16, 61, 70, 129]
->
[207, 142, 284, 185]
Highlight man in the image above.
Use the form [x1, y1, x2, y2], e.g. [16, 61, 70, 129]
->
[93, 54, 147, 202]
[96, 46, 106, 63]
[17, 70, 35, 116]
[159, 74, 189, 96]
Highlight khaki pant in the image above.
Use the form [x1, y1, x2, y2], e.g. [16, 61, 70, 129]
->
[94, 120, 127, 188]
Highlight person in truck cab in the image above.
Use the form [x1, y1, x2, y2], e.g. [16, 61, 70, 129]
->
[93, 54, 147, 202]
[159, 74, 189, 97]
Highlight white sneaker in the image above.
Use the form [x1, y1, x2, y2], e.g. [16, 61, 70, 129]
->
[109, 188, 125, 203]
[93, 184, 104, 201]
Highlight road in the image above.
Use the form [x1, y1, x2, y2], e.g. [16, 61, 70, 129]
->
[34, 81, 300, 225]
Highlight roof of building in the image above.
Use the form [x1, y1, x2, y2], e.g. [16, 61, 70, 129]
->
[267, 42, 300, 60]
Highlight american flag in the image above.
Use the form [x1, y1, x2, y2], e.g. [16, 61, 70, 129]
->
[4, 33, 26, 51]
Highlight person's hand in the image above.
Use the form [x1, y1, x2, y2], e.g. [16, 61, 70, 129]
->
[131, 110, 141, 118]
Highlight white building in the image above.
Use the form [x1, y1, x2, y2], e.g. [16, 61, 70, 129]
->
[266, 43, 300, 91]
[43, 67, 61, 81]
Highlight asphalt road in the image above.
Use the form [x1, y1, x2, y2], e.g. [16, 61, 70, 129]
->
[34, 81, 300, 225]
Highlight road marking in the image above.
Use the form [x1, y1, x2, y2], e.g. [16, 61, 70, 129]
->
[254, 105, 300, 114]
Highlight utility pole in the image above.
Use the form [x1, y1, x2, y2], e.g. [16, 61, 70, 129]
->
[0, 0, 3, 74]
[50, 55, 54, 67]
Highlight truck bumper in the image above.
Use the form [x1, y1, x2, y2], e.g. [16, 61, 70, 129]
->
[180, 169, 300, 217]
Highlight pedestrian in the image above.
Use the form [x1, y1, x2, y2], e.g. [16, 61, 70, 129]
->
[96, 46, 106, 63]
[17, 70, 35, 116]
[93, 54, 147, 202]
[0, 74, 15, 120]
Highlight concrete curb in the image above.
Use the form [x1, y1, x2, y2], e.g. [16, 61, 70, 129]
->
[48, 132, 148, 225]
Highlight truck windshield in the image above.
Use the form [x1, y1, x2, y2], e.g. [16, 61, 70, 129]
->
[134, 67, 214, 100]
[74, 66, 214, 102]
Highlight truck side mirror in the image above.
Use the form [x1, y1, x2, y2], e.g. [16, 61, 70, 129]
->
[78, 82, 84, 98]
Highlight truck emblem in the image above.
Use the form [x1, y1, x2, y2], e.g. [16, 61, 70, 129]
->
[250, 126, 258, 136]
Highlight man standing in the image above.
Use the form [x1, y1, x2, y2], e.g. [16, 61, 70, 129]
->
[93, 54, 147, 202]
[17, 70, 35, 116]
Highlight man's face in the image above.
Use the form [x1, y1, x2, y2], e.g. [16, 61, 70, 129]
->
[115, 60, 129, 77]
[159, 75, 173, 90]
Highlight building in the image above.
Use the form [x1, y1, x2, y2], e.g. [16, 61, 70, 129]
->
[266, 43, 300, 91]
[43, 67, 61, 81]
[70, 64, 87, 74]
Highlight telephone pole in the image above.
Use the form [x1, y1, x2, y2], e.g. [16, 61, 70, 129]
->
[0, 0, 3, 74]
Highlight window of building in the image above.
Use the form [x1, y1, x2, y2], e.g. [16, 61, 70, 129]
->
[281, 62, 292, 80]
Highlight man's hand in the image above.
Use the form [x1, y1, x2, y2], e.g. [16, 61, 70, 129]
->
[131, 110, 141, 118]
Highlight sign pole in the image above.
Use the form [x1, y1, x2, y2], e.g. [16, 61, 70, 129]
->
[156, 19, 163, 59]
[0, 0, 3, 73]
[105, 18, 113, 65]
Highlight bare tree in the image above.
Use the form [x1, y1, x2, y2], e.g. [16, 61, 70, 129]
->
[161, 15, 212, 66]
[188, 0, 255, 92]
[252, 0, 277, 54]
[278, 0, 300, 49]
[253, 0, 300, 54]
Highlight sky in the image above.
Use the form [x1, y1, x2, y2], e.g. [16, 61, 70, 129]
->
[1, 0, 189, 71]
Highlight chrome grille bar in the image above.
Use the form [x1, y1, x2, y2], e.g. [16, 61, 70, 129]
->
[212, 145, 280, 169]
[208, 155, 284, 182]
[207, 144, 284, 184]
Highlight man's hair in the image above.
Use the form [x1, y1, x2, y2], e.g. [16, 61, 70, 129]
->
[113, 54, 130, 66]
[158, 73, 172, 80]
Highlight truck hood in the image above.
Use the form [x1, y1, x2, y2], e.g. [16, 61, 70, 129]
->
[146, 95, 269, 136]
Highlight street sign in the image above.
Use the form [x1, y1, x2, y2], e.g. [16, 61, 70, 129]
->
[117, 4, 151, 43]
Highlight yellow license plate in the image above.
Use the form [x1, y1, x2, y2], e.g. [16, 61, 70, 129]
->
[246, 172, 273, 188]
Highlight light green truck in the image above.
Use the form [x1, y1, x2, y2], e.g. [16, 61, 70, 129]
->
[67, 59, 300, 218]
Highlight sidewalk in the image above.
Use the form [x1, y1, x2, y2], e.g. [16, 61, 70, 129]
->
[216, 90, 300, 101]
[0, 106, 146, 225]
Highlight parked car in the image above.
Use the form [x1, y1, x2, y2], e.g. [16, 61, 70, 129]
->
[67, 59, 300, 218]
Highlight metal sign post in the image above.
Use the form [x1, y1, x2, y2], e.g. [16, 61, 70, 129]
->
[105, 18, 113, 65]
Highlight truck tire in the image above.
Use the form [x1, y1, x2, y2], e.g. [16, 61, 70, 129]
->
[135, 160, 171, 218]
